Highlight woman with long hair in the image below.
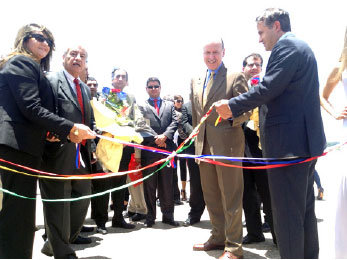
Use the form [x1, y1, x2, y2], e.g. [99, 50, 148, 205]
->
[321, 26, 347, 258]
[0, 23, 94, 258]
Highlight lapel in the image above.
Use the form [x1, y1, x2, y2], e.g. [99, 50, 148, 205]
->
[80, 82, 91, 123]
[146, 99, 160, 120]
[158, 99, 165, 118]
[58, 71, 81, 113]
[204, 63, 227, 109]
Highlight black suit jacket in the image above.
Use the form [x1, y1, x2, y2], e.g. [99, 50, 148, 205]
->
[138, 99, 177, 157]
[0, 55, 73, 157]
[228, 34, 326, 158]
[42, 70, 96, 174]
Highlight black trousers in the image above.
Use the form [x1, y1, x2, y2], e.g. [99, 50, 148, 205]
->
[0, 145, 40, 259]
[111, 146, 133, 222]
[186, 144, 205, 220]
[90, 162, 110, 226]
[142, 153, 174, 221]
[268, 159, 318, 258]
[243, 163, 275, 241]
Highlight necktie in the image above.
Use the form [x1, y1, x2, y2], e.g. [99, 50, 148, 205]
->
[73, 78, 86, 146]
[203, 71, 214, 107]
[153, 99, 159, 115]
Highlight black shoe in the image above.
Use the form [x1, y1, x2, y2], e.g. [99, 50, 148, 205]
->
[132, 213, 146, 221]
[96, 225, 108, 235]
[123, 211, 136, 218]
[242, 234, 265, 244]
[144, 219, 155, 228]
[41, 241, 53, 257]
[81, 225, 94, 232]
[262, 222, 271, 233]
[162, 218, 180, 227]
[66, 254, 78, 259]
[183, 217, 200, 226]
[72, 235, 92, 244]
[112, 219, 136, 229]
[174, 199, 183, 205]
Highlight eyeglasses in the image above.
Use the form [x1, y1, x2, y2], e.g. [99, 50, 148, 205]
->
[247, 63, 262, 68]
[175, 100, 183, 103]
[147, 85, 160, 89]
[28, 34, 53, 48]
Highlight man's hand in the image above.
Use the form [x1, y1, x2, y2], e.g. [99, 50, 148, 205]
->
[155, 134, 167, 148]
[215, 99, 233, 119]
[69, 124, 96, 143]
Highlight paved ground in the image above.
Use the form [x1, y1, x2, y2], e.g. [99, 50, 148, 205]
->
[31, 146, 339, 259]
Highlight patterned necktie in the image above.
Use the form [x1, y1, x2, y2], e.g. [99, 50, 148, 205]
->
[73, 78, 86, 146]
[153, 99, 159, 115]
[203, 71, 214, 107]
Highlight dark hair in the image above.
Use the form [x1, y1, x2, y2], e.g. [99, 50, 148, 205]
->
[146, 77, 161, 87]
[242, 53, 263, 67]
[111, 67, 128, 81]
[87, 76, 98, 85]
[0, 23, 55, 71]
[256, 8, 291, 32]
[174, 95, 183, 102]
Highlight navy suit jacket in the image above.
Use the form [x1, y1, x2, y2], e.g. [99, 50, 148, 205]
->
[228, 34, 326, 158]
[0, 55, 73, 157]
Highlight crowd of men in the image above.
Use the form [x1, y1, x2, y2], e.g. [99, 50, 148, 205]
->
[0, 7, 327, 260]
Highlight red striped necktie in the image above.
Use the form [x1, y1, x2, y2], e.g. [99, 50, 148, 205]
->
[153, 99, 159, 115]
[73, 78, 86, 146]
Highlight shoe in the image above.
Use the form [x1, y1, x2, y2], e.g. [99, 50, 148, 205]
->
[174, 199, 183, 205]
[72, 235, 92, 244]
[181, 189, 187, 201]
[219, 251, 243, 259]
[131, 213, 146, 221]
[262, 222, 271, 233]
[144, 219, 155, 228]
[317, 188, 324, 200]
[112, 219, 135, 229]
[66, 254, 78, 259]
[162, 218, 180, 227]
[193, 241, 225, 251]
[242, 234, 265, 244]
[41, 241, 53, 257]
[183, 217, 200, 226]
[96, 225, 108, 235]
[123, 211, 136, 218]
[81, 225, 94, 232]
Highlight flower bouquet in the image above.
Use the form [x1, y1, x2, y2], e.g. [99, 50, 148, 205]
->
[91, 87, 143, 173]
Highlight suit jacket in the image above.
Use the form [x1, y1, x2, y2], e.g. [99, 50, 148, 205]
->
[0, 55, 73, 157]
[190, 63, 251, 158]
[138, 98, 177, 157]
[42, 70, 96, 173]
[228, 34, 326, 158]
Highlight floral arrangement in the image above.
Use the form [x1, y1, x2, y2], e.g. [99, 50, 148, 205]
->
[250, 75, 260, 87]
[101, 87, 132, 126]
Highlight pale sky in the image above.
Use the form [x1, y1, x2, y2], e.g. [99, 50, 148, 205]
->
[1, 0, 346, 138]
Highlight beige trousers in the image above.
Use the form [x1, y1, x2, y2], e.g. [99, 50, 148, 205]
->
[126, 175, 147, 214]
[199, 140, 244, 256]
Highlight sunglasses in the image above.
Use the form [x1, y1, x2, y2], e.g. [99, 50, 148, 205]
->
[175, 100, 183, 103]
[27, 33, 53, 48]
[147, 85, 160, 89]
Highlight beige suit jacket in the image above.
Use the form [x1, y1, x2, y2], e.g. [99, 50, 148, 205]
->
[190, 63, 251, 159]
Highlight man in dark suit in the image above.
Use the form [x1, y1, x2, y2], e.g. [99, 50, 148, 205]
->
[216, 8, 326, 258]
[40, 45, 96, 259]
[241, 53, 276, 245]
[138, 77, 179, 228]
[179, 101, 206, 226]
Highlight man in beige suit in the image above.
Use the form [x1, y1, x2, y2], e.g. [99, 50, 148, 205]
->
[191, 37, 251, 259]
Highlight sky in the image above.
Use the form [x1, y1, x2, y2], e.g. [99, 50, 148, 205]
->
[0, 0, 346, 138]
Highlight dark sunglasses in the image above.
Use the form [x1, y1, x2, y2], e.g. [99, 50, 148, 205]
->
[27, 33, 53, 47]
[175, 100, 183, 103]
[147, 85, 160, 89]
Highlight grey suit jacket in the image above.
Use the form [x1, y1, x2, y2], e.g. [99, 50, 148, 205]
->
[138, 98, 178, 155]
[228, 34, 326, 158]
[42, 70, 96, 173]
